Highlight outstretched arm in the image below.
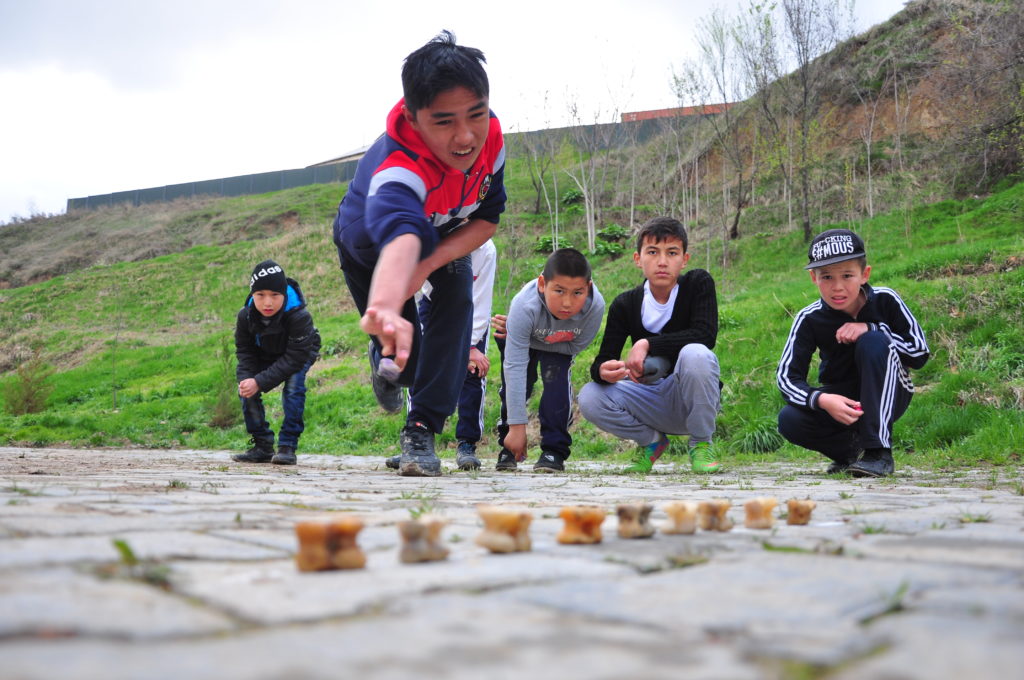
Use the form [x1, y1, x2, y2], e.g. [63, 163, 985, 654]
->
[363, 234, 420, 370]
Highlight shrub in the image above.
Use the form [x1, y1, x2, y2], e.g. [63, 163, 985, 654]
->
[597, 223, 629, 243]
[561, 188, 584, 206]
[208, 336, 241, 428]
[734, 416, 785, 453]
[594, 241, 625, 258]
[4, 349, 55, 415]
[534, 235, 575, 253]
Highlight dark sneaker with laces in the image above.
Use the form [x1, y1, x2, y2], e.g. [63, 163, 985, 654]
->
[232, 437, 275, 463]
[533, 451, 565, 473]
[826, 433, 862, 474]
[825, 448, 862, 474]
[398, 421, 441, 477]
[495, 448, 518, 472]
[368, 341, 403, 414]
[455, 440, 481, 471]
[272, 445, 297, 466]
[826, 459, 852, 474]
[849, 448, 894, 477]
[385, 455, 400, 469]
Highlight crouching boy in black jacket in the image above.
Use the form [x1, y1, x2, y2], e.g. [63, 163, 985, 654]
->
[233, 260, 321, 465]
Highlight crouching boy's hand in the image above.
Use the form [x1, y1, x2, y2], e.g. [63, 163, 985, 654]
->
[624, 339, 651, 382]
[599, 359, 629, 383]
[818, 393, 863, 425]
[238, 378, 259, 399]
[505, 424, 528, 462]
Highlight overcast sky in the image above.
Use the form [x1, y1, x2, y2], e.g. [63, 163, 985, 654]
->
[0, 0, 906, 223]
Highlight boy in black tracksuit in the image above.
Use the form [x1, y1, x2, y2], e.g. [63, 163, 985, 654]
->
[776, 229, 929, 477]
[233, 260, 321, 465]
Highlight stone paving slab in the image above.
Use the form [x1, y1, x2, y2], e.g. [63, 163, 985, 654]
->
[1, 596, 759, 680]
[0, 567, 237, 639]
[1, 446, 1023, 680]
[0, 530, 289, 569]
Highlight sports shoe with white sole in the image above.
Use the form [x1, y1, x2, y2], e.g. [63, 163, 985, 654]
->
[398, 421, 441, 477]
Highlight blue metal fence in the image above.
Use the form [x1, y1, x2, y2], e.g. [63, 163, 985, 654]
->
[65, 118, 693, 213]
[66, 161, 359, 212]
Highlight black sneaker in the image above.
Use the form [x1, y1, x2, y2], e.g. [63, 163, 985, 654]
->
[232, 437, 275, 463]
[495, 448, 518, 472]
[826, 459, 852, 474]
[825, 431, 862, 474]
[368, 341, 403, 414]
[455, 440, 481, 471]
[533, 451, 565, 473]
[398, 421, 441, 477]
[849, 448, 894, 477]
[825, 449, 861, 474]
[272, 445, 297, 466]
[385, 455, 400, 469]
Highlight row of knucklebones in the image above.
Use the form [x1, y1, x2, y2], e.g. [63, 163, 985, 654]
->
[294, 497, 816, 571]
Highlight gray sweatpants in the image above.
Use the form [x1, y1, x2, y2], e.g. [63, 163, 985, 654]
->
[578, 343, 721, 448]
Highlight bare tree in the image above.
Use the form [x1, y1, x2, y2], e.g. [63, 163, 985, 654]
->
[780, 0, 854, 241]
[674, 7, 752, 242]
[840, 49, 890, 219]
[565, 98, 610, 253]
[509, 94, 567, 250]
[934, 0, 1024, 190]
[736, 0, 795, 229]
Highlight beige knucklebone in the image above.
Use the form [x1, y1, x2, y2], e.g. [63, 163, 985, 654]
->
[616, 503, 655, 539]
[744, 497, 779, 530]
[786, 499, 817, 525]
[557, 505, 606, 544]
[294, 515, 367, 571]
[475, 505, 532, 553]
[697, 499, 734, 532]
[662, 501, 699, 535]
[398, 514, 450, 563]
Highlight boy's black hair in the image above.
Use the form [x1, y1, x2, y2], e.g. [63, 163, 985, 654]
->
[402, 30, 489, 115]
[542, 248, 592, 282]
[636, 216, 688, 254]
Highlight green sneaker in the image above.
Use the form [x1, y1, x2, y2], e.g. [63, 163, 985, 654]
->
[624, 434, 670, 474]
[688, 442, 722, 474]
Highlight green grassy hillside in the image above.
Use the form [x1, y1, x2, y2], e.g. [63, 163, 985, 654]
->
[0, 179, 1020, 472]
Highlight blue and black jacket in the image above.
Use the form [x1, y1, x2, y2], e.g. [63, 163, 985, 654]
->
[235, 277, 321, 392]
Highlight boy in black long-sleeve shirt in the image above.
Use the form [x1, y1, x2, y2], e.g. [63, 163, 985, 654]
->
[579, 217, 722, 474]
[777, 229, 929, 477]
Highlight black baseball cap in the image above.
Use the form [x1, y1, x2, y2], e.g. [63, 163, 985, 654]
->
[805, 229, 866, 270]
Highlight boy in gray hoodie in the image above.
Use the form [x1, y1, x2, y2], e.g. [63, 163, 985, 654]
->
[492, 248, 604, 472]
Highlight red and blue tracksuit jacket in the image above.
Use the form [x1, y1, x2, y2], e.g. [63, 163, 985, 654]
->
[332, 99, 506, 269]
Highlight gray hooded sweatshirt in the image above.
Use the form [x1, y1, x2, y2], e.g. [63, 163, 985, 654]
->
[503, 278, 605, 425]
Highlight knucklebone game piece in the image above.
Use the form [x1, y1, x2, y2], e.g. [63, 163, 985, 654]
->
[697, 500, 734, 532]
[475, 505, 533, 553]
[639, 356, 672, 385]
[661, 501, 698, 535]
[616, 503, 655, 539]
[744, 497, 778, 530]
[786, 499, 817, 525]
[294, 516, 367, 571]
[556, 505, 606, 544]
[378, 357, 401, 382]
[398, 514, 450, 563]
